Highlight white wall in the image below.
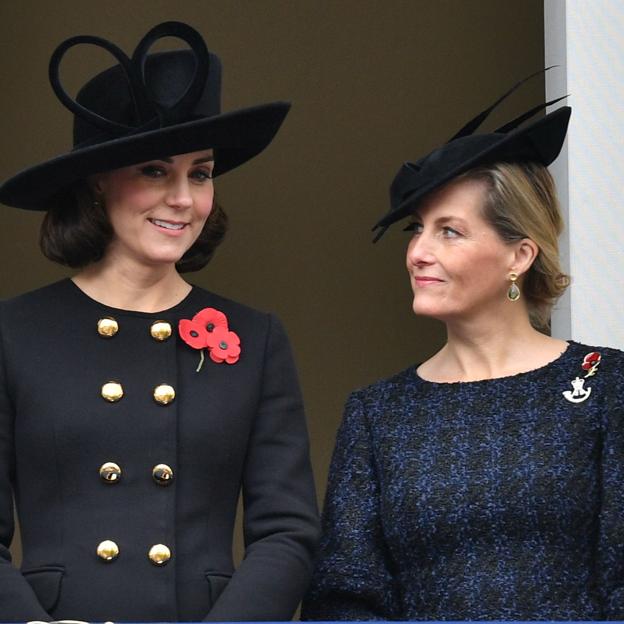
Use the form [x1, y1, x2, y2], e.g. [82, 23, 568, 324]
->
[545, 0, 624, 348]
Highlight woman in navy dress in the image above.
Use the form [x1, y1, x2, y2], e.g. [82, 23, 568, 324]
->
[0, 22, 319, 622]
[303, 81, 624, 620]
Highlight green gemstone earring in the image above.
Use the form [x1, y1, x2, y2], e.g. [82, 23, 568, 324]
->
[507, 272, 521, 302]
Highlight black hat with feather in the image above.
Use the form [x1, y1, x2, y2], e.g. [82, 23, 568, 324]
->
[373, 70, 570, 241]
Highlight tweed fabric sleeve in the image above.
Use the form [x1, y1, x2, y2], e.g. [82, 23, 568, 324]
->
[0, 303, 51, 621]
[598, 348, 624, 619]
[301, 390, 400, 620]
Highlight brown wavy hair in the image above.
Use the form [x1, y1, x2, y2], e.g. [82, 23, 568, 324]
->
[459, 161, 570, 330]
[39, 181, 227, 273]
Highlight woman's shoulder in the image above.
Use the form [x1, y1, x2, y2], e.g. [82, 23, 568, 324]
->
[182, 285, 299, 359]
[333, 367, 420, 437]
[347, 366, 418, 409]
[0, 279, 72, 319]
[183, 285, 289, 345]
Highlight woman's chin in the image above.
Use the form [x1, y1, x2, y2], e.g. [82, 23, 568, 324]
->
[412, 301, 459, 323]
[150, 253, 186, 267]
[412, 298, 442, 319]
[141, 244, 193, 267]
[119, 251, 188, 269]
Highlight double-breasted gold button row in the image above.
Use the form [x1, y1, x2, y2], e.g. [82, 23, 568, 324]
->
[95, 319, 174, 567]
[96, 540, 171, 565]
[101, 382, 175, 404]
[97, 318, 172, 341]
[99, 462, 174, 485]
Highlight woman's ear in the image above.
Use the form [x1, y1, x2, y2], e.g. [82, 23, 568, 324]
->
[511, 238, 539, 277]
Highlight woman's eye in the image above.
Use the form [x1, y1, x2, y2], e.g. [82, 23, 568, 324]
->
[140, 165, 166, 178]
[442, 226, 461, 238]
[190, 168, 213, 182]
[403, 222, 423, 234]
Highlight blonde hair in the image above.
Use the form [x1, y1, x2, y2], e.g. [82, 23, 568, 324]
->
[460, 162, 570, 330]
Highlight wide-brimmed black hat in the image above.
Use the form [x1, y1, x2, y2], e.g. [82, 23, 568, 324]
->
[373, 71, 571, 241]
[0, 21, 290, 210]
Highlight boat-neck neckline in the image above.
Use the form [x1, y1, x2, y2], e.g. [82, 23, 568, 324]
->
[66, 278, 198, 318]
[414, 340, 578, 387]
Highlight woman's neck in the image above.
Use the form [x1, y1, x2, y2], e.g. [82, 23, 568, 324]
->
[72, 257, 192, 313]
[418, 309, 568, 383]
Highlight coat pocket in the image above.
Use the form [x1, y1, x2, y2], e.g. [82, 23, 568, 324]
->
[22, 565, 65, 613]
[204, 572, 232, 606]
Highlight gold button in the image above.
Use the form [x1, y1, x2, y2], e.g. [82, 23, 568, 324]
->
[97, 540, 119, 561]
[99, 462, 122, 484]
[150, 320, 172, 341]
[152, 463, 174, 486]
[101, 381, 124, 402]
[148, 543, 171, 566]
[97, 317, 119, 338]
[153, 384, 175, 405]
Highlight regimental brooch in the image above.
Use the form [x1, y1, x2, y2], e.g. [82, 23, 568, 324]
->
[562, 351, 601, 404]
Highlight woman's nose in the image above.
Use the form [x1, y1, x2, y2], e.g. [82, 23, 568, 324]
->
[406, 233, 435, 267]
[165, 176, 193, 209]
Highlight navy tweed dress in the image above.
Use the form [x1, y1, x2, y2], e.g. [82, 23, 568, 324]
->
[302, 341, 624, 620]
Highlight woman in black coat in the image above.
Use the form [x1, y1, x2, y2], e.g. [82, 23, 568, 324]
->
[0, 21, 319, 622]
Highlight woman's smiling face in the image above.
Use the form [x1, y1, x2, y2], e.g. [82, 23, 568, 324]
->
[405, 176, 520, 323]
[92, 149, 215, 268]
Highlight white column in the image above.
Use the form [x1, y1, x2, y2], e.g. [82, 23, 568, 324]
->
[545, 0, 624, 348]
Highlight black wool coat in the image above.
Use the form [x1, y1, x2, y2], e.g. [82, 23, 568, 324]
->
[0, 279, 320, 622]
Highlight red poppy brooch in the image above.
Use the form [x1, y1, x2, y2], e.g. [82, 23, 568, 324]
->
[581, 351, 601, 377]
[179, 308, 241, 372]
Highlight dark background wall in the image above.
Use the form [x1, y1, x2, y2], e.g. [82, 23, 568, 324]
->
[0, 0, 545, 566]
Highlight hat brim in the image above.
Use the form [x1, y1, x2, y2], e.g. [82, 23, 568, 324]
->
[374, 106, 571, 233]
[0, 101, 290, 210]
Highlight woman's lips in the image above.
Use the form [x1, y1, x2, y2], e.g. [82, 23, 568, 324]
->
[148, 218, 189, 235]
[413, 276, 444, 286]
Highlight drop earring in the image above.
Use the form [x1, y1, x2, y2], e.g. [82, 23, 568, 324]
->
[507, 272, 521, 302]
